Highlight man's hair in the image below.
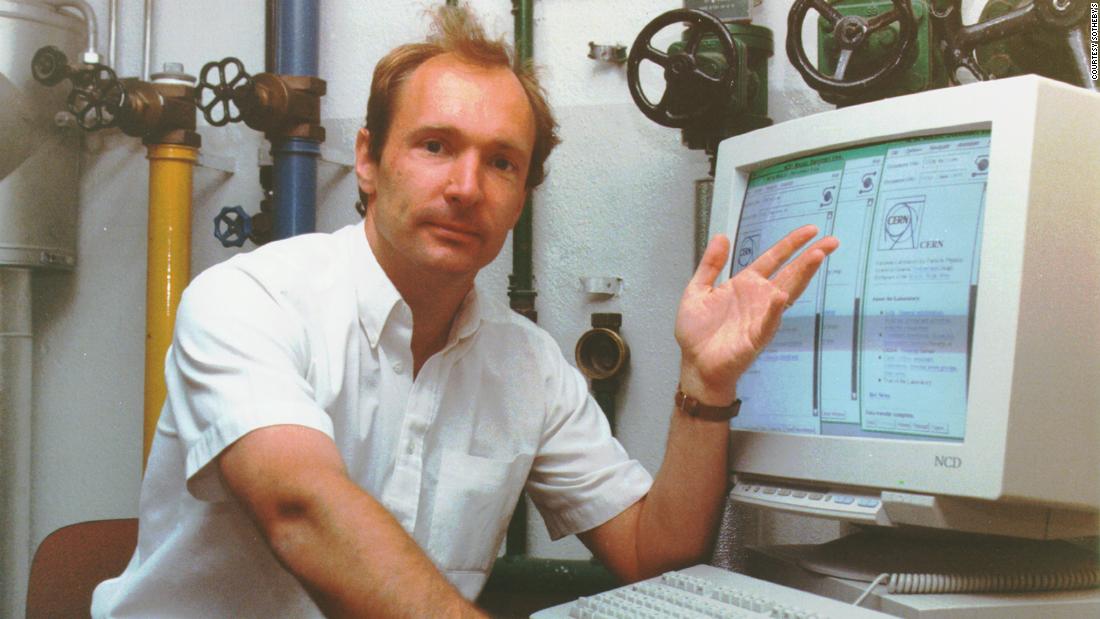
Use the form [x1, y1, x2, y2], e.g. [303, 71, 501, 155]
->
[364, 5, 560, 190]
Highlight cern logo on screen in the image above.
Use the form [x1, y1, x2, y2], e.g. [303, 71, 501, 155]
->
[731, 234, 760, 276]
[879, 198, 925, 250]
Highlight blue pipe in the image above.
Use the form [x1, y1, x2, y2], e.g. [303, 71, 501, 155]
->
[272, 138, 320, 239]
[273, 0, 319, 75]
[271, 0, 320, 240]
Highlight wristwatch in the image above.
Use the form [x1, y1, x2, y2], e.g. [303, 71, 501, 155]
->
[674, 386, 741, 421]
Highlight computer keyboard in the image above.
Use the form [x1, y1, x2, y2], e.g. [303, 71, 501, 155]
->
[530, 564, 891, 618]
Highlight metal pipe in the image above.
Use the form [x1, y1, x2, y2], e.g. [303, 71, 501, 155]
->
[143, 144, 197, 466]
[694, 178, 714, 269]
[265, 0, 277, 72]
[505, 0, 536, 558]
[143, 0, 153, 81]
[108, 0, 117, 67]
[270, 0, 321, 240]
[508, 0, 537, 322]
[43, 0, 100, 63]
[274, 0, 319, 75]
[271, 138, 320, 239]
[0, 268, 33, 619]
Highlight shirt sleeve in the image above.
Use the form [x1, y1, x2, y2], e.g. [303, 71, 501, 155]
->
[524, 331, 654, 540]
[164, 263, 334, 503]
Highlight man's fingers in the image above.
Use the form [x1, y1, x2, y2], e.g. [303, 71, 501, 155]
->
[689, 234, 731, 289]
[746, 225, 820, 278]
[772, 236, 840, 304]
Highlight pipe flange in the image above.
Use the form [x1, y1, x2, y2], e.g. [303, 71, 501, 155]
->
[575, 327, 630, 381]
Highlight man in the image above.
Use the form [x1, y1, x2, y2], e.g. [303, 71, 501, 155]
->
[93, 6, 837, 618]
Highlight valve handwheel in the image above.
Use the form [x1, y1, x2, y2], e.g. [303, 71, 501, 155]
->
[935, 0, 1089, 85]
[198, 57, 251, 127]
[66, 64, 124, 131]
[786, 0, 917, 95]
[214, 206, 253, 248]
[627, 9, 739, 128]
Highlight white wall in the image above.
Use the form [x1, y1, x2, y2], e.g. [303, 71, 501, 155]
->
[26, 0, 995, 574]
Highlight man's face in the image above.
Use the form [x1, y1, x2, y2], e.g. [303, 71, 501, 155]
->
[357, 54, 536, 283]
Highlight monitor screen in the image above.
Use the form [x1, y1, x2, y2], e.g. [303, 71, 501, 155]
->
[729, 131, 990, 444]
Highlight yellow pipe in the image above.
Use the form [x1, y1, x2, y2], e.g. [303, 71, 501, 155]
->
[143, 144, 197, 468]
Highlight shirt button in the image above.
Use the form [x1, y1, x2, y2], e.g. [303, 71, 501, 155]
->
[406, 442, 414, 455]
[392, 361, 404, 374]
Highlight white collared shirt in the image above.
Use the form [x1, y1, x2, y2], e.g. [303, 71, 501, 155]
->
[92, 223, 652, 617]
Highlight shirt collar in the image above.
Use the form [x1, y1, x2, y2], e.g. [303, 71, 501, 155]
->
[349, 223, 485, 349]
[350, 224, 403, 349]
[448, 285, 482, 347]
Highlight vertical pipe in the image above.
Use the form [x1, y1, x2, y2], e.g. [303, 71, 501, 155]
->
[508, 0, 536, 322]
[265, 0, 277, 73]
[142, 0, 153, 81]
[0, 268, 33, 619]
[509, 0, 536, 321]
[143, 145, 197, 466]
[273, 0, 319, 75]
[694, 177, 714, 269]
[108, 0, 118, 67]
[506, 0, 535, 557]
[271, 139, 320, 239]
[271, 0, 320, 240]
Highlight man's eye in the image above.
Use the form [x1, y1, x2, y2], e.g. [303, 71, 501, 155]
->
[492, 157, 515, 172]
[424, 140, 444, 154]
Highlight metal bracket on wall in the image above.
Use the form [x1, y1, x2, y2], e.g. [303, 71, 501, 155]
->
[580, 276, 623, 297]
[587, 42, 627, 64]
[197, 151, 237, 174]
[319, 144, 354, 170]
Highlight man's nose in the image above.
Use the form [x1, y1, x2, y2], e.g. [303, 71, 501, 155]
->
[444, 151, 483, 207]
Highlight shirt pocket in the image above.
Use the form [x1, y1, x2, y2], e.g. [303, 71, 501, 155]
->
[427, 449, 533, 579]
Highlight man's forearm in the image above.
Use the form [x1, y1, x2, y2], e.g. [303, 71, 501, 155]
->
[259, 472, 485, 619]
[634, 403, 730, 579]
[218, 426, 485, 619]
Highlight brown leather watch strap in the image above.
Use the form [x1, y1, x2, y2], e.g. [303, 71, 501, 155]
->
[674, 386, 741, 421]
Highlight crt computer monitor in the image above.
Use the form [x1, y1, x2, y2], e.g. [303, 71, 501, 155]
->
[708, 75, 1100, 543]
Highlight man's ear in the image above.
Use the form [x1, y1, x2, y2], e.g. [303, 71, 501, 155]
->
[355, 128, 376, 196]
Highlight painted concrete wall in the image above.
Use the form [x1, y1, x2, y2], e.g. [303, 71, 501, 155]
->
[26, 0, 993, 574]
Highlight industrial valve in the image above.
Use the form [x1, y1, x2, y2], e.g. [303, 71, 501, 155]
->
[198, 57, 326, 248]
[31, 45, 124, 131]
[787, 0, 923, 104]
[114, 64, 201, 147]
[628, 9, 741, 128]
[213, 164, 275, 248]
[32, 46, 200, 145]
[213, 206, 253, 248]
[197, 57, 326, 141]
[935, 0, 1096, 88]
[197, 57, 250, 127]
[626, 8, 773, 156]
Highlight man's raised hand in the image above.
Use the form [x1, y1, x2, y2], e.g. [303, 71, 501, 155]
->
[675, 225, 839, 406]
